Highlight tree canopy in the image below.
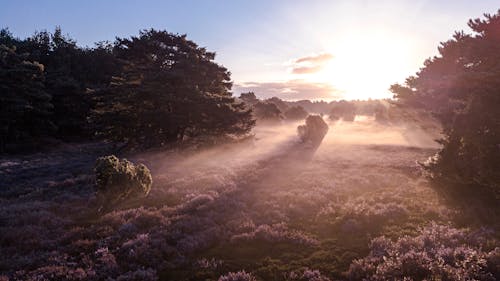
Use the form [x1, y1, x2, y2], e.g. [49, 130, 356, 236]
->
[0, 27, 119, 144]
[93, 29, 254, 148]
[329, 100, 356, 121]
[0, 28, 255, 152]
[391, 11, 500, 203]
[284, 105, 308, 120]
[0, 44, 55, 152]
[252, 101, 283, 123]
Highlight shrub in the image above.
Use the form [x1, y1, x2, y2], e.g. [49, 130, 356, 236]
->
[297, 115, 329, 145]
[230, 223, 319, 246]
[347, 223, 499, 280]
[94, 155, 152, 211]
[218, 271, 257, 281]
[286, 268, 331, 281]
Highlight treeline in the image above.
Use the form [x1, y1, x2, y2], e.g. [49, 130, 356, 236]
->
[239, 91, 389, 123]
[0, 28, 254, 152]
[391, 11, 500, 206]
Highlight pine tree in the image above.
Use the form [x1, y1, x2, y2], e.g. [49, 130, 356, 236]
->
[93, 29, 254, 149]
[0, 45, 55, 152]
[391, 10, 500, 203]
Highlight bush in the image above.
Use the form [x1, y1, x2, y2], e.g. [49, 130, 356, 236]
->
[285, 269, 331, 281]
[94, 155, 152, 211]
[297, 115, 329, 145]
[218, 271, 257, 281]
[347, 223, 499, 280]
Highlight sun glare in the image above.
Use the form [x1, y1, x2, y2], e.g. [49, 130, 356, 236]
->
[301, 31, 417, 100]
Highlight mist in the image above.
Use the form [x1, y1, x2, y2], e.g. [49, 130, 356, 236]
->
[1, 5, 499, 280]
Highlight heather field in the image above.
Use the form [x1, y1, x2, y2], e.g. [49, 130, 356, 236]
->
[1, 117, 498, 280]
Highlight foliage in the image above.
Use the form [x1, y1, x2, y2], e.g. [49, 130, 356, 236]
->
[218, 271, 257, 281]
[297, 115, 328, 145]
[230, 223, 319, 246]
[0, 44, 55, 152]
[239, 92, 259, 106]
[285, 269, 331, 281]
[266, 97, 290, 113]
[252, 101, 283, 122]
[347, 223, 499, 280]
[93, 29, 254, 149]
[1, 27, 119, 140]
[391, 11, 500, 203]
[329, 101, 356, 121]
[1, 27, 255, 152]
[284, 106, 308, 121]
[94, 155, 152, 211]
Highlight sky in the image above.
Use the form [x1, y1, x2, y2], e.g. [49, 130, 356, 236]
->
[1, 0, 499, 101]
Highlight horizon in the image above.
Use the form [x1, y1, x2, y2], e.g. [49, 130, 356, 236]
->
[1, 0, 499, 101]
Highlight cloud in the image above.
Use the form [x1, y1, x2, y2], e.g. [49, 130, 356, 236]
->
[289, 52, 333, 74]
[234, 80, 341, 101]
[291, 65, 323, 74]
[295, 53, 334, 64]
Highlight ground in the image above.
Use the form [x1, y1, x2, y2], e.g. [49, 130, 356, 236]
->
[0, 116, 497, 280]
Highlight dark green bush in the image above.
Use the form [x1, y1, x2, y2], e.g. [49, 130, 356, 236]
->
[94, 155, 152, 211]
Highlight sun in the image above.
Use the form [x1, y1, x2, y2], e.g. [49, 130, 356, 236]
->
[302, 30, 417, 100]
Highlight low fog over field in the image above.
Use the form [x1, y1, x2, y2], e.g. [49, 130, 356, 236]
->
[1, 6, 500, 280]
[3, 116, 497, 280]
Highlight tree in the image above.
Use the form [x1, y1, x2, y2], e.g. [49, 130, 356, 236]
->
[0, 45, 55, 152]
[0, 27, 119, 141]
[266, 96, 289, 113]
[284, 105, 308, 120]
[391, 11, 500, 203]
[297, 115, 329, 145]
[93, 29, 254, 148]
[239, 92, 258, 106]
[329, 101, 356, 121]
[252, 101, 282, 123]
[5, 27, 120, 140]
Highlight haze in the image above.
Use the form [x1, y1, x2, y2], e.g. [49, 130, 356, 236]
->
[1, 2, 499, 280]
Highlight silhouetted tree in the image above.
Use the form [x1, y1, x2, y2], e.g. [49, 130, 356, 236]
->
[329, 101, 356, 121]
[266, 96, 289, 113]
[93, 29, 254, 149]
[252, 101, 282, 123]
[0, 27, 119, 141]
[392, 11, 500, 204]
[284, 105, 308, 120]
[239, 92, 259, 106]
[297, 115, 329, 145]
[26, 28, 118, 139]
[0, 45, 55, 152]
